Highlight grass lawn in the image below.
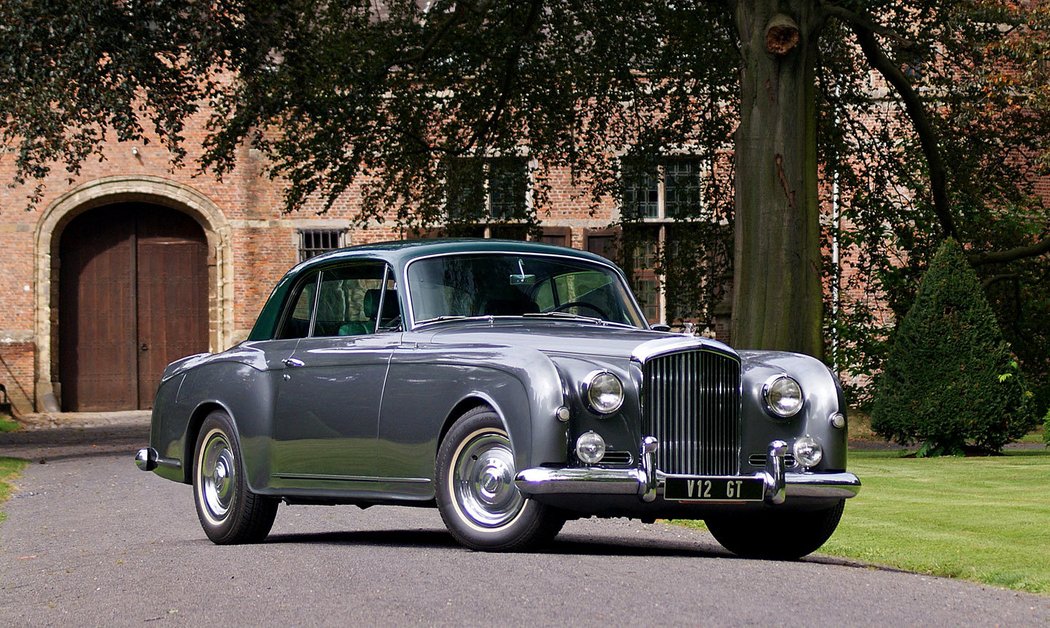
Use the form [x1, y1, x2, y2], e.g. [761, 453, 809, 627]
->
[824, 449, 1050, 595]
[0, 414, 20, 433]
[681, 448, 1050, 595]
[0, 457, 28, 525]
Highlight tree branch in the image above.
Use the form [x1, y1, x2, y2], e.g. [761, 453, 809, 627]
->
[968, 236, 1050, 266]
[463, 0, 542, 152]
[821, 2, 915, 48]
[981, 273, 1018, 289]
[382, 0, 494, 74]
[850, 22, 957, 240]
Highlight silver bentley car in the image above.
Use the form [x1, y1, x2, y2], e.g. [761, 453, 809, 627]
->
[136, 239, 860, 558]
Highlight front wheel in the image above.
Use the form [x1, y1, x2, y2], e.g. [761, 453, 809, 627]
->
[435, 406, 564, 551]
[705, 500, 845, 560]
[193, 410, 278, 544]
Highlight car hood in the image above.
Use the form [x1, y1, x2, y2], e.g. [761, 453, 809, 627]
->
[412, 319, 736, 361]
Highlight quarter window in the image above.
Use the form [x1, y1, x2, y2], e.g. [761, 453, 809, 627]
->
[277, 273, 319, 340]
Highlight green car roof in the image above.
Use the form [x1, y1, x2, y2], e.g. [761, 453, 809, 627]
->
[247, 238, 621, 341]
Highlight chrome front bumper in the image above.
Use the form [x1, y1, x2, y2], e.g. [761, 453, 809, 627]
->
[514, 439, 861, 505]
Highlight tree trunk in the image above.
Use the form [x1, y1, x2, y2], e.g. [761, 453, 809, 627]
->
[731, 0, 825, 359]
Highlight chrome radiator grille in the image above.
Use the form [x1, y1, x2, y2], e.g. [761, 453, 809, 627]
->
[641, 349, 741, 476]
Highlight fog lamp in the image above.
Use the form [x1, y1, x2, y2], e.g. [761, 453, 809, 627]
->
[763, 376, 804, 418]
[576, 431, 606, 465]
[793, 436, 823, 468]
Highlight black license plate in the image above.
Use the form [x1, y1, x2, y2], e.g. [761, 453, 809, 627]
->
[663, 476, 764, 502]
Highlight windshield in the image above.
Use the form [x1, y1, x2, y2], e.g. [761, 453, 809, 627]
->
[407, 253, 647, 328]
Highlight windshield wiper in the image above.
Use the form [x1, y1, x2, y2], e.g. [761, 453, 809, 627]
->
[523, 311, 638, 329]
[523, 311, 604, 324]
[415, 315, 488, 326]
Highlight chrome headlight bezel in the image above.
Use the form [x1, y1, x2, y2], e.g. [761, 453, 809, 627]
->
[582, 370, 624, 415]
[762, 375, 804, 418]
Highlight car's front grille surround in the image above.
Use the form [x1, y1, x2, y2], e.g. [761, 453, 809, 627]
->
[641, 348, 741, 476]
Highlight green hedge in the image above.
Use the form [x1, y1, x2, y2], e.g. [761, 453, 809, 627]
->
[871, 239, 1036, 455]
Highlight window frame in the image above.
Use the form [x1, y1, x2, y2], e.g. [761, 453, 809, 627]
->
[620, 156, 708, 222]
[615, 156, 714, 326]
[443, 156, 534, 226]
[297, 228, 347, 262]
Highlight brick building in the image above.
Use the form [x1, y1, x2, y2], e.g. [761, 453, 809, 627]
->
[0, 106, 739, 414]
[2, 106, 1045, 415]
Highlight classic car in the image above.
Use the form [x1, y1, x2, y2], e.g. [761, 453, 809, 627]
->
[135, 239, 860, 558]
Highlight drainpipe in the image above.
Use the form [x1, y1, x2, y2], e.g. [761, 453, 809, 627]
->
[831, 164, 841, 374]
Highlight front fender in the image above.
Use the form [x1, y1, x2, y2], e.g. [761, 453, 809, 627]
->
[380, 343, 566, 480]
[739, 351, 848, 472]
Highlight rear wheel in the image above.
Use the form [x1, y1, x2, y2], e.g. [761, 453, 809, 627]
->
[705, 500, 845, 560]
[193, 410, 278, 544]
[436, 406, 564, 551]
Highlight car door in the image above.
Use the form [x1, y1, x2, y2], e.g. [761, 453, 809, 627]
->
[271, 261, 402, 486]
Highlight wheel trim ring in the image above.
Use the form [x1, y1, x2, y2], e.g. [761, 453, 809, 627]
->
[449, 428, 527, 531]
[197, 428, 236, 527]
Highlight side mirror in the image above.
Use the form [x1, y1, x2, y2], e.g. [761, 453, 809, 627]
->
[650, 323, 671, 332]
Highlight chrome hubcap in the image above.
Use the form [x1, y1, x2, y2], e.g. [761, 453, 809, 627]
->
[200, 433, 236, 520]
[453, 431, 524, 528]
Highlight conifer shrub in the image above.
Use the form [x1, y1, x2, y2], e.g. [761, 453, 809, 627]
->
[871, 239, 1035, 455]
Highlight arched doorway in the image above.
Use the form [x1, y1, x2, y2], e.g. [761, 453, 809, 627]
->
[58, 203, 209, 411]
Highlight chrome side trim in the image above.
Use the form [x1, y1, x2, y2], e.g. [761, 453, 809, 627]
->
[274, 473, 431, 484]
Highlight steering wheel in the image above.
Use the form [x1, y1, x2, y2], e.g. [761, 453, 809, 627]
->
[551, 300, 609, 319]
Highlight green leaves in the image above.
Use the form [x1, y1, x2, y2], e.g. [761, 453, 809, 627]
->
[871, 239, 1038, 454]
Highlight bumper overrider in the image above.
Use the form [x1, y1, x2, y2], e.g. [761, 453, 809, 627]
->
[135, 447, 181, 472]
[514, 438, 861, 504]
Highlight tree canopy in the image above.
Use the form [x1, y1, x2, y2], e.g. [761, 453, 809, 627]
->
[1, 0, 1047, 403]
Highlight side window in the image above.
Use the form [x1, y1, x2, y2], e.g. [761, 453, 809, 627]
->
[312, 263, 401, 337]
[277, 273, 319, 340]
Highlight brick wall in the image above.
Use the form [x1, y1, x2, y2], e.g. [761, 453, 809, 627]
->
[0, 104, 1046, 414]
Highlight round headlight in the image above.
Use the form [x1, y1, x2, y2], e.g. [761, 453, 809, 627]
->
[793, 436, 823, 468]
[585, 371, 624, 415]
[763, 376, 804, 418]
[576, 431, 606, 464]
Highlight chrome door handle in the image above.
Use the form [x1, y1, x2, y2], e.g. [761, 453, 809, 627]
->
[282, 357, 305, 368]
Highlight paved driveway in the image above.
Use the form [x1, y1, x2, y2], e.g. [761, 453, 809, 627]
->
[2, 423, 1049, 626]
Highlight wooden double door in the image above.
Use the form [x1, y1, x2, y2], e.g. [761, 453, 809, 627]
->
[59, 204, 209, 411]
